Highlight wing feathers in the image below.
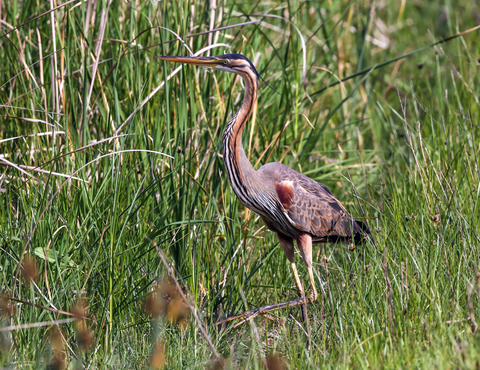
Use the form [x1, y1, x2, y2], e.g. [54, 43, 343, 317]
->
[258, 162, 369, 243]
[276, 179, 368, 242]
[274, 181, 294, 210]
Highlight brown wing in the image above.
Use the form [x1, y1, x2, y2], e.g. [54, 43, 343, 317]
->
[259, 162, 368, 242]
[280, 179, 354, 239]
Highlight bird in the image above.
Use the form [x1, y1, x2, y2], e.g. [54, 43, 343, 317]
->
[157, 53, 370, 327]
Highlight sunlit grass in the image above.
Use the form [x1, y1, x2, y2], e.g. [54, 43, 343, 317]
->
[1, 0, 479, 368]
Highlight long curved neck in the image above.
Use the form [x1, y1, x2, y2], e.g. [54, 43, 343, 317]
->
[222, 73, 258, 203]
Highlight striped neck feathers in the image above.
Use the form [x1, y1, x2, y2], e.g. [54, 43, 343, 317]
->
[222, 69, 258, 191]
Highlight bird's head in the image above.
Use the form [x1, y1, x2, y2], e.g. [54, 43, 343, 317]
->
[157, 53, 259, 81]
[157, 53, 281, 95]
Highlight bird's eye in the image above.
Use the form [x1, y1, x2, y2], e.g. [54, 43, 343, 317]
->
[223, 59, 230, 65]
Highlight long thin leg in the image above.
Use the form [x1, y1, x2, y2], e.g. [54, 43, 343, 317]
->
[214, 297, 310, 327]
[297, 234, 318, 301]
[213, 234, 311, 328]
[278, 234, 308, 322]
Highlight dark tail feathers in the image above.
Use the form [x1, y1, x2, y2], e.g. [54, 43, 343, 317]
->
[352, 218, 370, 244]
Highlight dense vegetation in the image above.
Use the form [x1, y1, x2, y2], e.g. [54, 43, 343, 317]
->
[1, 0, 479, 368]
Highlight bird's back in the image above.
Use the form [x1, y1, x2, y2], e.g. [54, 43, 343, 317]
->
[257, 162, 369, 243]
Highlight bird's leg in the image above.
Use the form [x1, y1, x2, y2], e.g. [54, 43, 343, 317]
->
[307, 266, 318, 301]
[231, 312, 284, 330]
[212, 296, 312, 327]
[279, 235, 308, 322]
[290, 262, 308, 321]
[296, 234, 316, 349]
[297, 234, 318, 301]
[278, 236, 305, 297]
[213, 235, 312, 328]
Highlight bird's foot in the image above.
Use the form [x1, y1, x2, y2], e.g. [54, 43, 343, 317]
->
[213, 296, 311, 328]
[231, 311, 285, 329]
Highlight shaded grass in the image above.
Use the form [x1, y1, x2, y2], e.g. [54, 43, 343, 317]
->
[1, 0, 480, 368]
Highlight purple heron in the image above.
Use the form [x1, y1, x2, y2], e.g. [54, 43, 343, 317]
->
[157, 54, 370, 327]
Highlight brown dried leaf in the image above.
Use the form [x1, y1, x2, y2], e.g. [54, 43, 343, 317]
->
[150, 340, 166, 369]
[145, 280, 190, 327]
[266, 354, 287, 370]
[49, 327, 66, 370]
[22, 256, 39, 282]
[0, 295, 13, 318]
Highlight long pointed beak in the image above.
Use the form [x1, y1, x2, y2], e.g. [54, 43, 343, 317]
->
[156, 55, 221, 67]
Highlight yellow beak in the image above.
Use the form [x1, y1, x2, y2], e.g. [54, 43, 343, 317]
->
[156, 55, 222, 66]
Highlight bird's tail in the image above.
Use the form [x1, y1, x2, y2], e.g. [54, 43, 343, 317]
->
[352, 218, 370, 244]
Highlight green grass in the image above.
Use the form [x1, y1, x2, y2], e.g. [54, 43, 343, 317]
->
[1, 0, 480, 368]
